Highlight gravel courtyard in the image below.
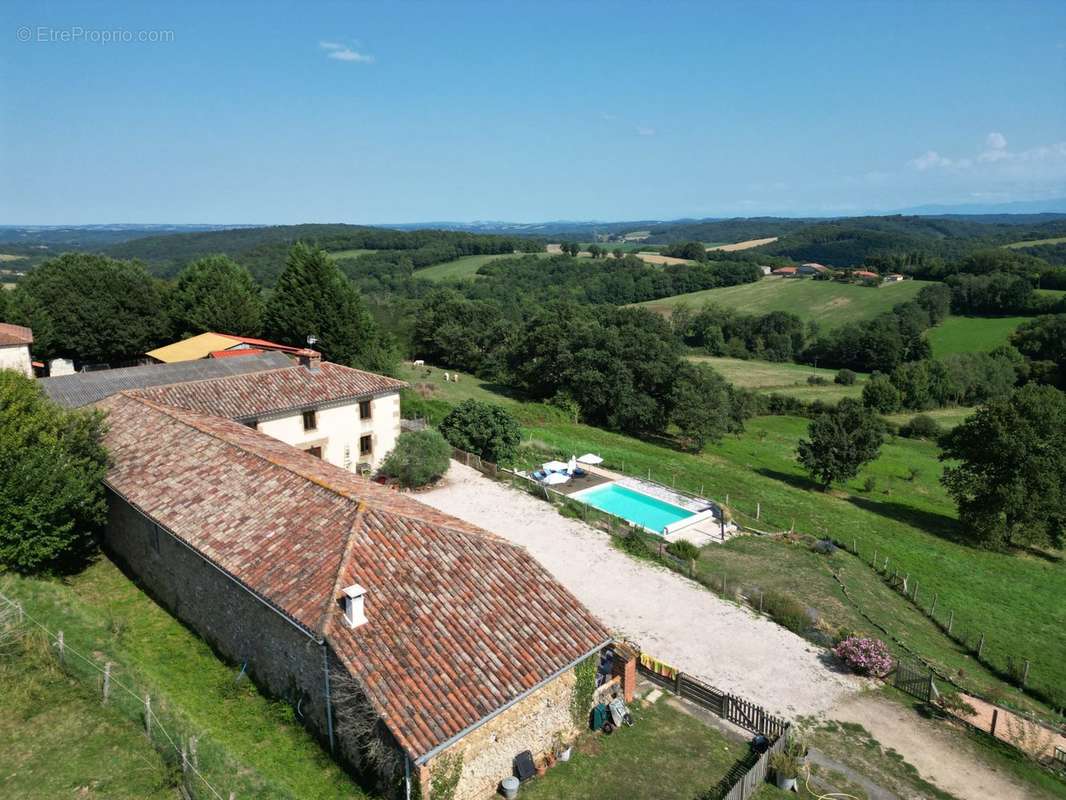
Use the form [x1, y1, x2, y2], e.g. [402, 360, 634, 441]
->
[418, 461, 860, 718]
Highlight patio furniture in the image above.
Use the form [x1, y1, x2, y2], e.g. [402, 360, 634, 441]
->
[542, 472, 570, 486]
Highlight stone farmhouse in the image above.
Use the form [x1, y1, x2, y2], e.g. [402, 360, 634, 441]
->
[41, 349, 404, 471]
[0, 322, 34, 377]
[94, 357, 614, 800]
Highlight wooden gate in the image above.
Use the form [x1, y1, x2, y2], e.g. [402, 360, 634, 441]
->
[894, 659, 932, 703]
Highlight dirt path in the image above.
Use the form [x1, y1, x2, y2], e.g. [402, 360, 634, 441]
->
[829, 694, 1036, 799]
[419, 462, 860, 718]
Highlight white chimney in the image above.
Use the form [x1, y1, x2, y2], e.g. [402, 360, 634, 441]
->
[341, 583, 367, 628]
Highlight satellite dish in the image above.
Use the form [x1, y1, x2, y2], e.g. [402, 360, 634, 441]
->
[306, 335, 318, 347]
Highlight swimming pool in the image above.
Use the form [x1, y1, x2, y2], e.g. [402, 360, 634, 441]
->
[572, 483, 695, 534]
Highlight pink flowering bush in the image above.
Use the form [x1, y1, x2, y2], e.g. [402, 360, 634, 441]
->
[833, 636, 893, 677]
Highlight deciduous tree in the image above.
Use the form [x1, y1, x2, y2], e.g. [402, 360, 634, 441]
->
[0, 372, 109, 572]
[378, 429, 451, 488]
[438, 400, 521, 465]
[940, 384, 1066, 550]
[798, 398, 884, 488]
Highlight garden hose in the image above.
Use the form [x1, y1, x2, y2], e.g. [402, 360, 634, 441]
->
[803, 762, 861, 800]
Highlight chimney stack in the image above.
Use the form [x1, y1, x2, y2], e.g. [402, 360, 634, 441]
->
[295, 348, 322, 372]
[341, 584, 368, 628]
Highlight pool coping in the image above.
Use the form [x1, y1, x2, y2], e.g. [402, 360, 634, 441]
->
[569, 481, 701, 535]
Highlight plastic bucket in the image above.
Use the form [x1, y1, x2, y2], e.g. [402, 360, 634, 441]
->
[501, 776, 520, 799]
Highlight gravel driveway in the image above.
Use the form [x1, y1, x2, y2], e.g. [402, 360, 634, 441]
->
[418, 462, 860, 719]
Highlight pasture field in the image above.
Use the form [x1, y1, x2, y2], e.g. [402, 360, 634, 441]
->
[632, 251, 693, 266]
[0, 560, 369, 800]
[1004, 236, 1066, 249]
[687, 355, 866, 402]
[328, 248, 377, 259]
[884, 406, 975, 430]
[415, 252, 551, 282]
[635, 277, 934, 328]
[926, 315, 1028, 357]
[0, 253, 27, 262]
[398, 362, 1066, 714]
[707, 236, 778, 252]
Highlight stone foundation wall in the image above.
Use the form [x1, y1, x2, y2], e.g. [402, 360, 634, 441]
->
[424, 668, 579, 800]
[103, 493, 332, 742]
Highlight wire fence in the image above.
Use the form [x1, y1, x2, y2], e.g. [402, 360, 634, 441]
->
[0, 590, 258, 800]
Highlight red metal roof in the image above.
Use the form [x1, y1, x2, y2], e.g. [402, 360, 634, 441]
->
[218, 335, 303, 354]
[132, 361, 406, 420]
[99, 393, 610, 761]
[773, 266, 797, 274]
[208, 348, 267, 359]
[0, 322, 33, 347]
[853, 270, 879, 278]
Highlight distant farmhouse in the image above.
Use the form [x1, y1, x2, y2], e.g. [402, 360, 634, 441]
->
[38, 340, 620, 800]
[0, 322, 34, 377]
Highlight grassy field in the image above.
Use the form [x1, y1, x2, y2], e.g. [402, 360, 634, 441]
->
[1, 560, 370, 800]
[521, 699, 748, 800]
[707, 237, 778, 252]
[1004, 237, 1066, 249]
[1, 638, 178, 799]
[329, 248, 378, 259]
[414, 252, 551, 282]
[926, 315, 1028, 357]
[397, 363, 1066, 714]
[883, 406, 975, 430]
[635, 277, 935, 328]
[688, 356, 867, 402]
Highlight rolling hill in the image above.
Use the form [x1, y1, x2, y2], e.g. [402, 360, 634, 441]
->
[635, 276, 934, 328]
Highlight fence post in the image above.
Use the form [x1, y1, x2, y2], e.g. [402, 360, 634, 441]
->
[15, 600, 23, 624]
[990, 708, 998, 737]
[675, 671, 682, 695]
[144, 694, 152, 737]
[102, 662, 111, 704]
[57, 630, 64, 664]
[913, 582, 919, 604]
[756, 502, 761, 520]
[759, 591, 764, 613]
[947, 610, 954, 635]
[181, 737, 189, 776]
[872, 549, 877, 569]
[1022, 660, 1030, 687]
[977, 634, 985, 659]
[930, 593, 938, 617]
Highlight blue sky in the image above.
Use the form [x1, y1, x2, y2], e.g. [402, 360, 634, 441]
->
[2, 0, 1065, 224]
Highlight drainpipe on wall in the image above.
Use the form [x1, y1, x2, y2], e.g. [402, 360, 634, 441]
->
[405, 755, 412, 800]
[322, 644, 335, 754]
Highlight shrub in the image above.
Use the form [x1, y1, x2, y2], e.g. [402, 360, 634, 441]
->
[899, 414, 941, 440]
[835, 369, 858, 386]
[666, 539, 700, 562]
[438, 399, 521, 465]
[769, 751, 799, 779]
[617, 532, 651, 559]
[938, 690, 977, 718]
[862, 476, 877, 493]
[378, 429, 451, 488]
[762, 591, 809, 634]
[806, 374, 829, 385]
[0, 372, 109, 573]
[833, 636, 894, 677]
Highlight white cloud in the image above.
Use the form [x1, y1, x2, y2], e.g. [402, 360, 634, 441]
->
[319, 40, 374, 63]
[636, 125, 656, 137]
[328, 48, 374, 63]
[986, 131, 1007, 151]
[909, 150, 954, 171]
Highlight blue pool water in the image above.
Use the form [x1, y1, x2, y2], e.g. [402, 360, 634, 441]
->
[575, 483, 695, 534]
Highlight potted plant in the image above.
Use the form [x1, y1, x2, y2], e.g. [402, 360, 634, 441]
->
[553, 733, 573, 762]
[769, 751, 799, 791]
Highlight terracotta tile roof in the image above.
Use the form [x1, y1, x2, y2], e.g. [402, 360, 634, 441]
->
[100, 394, 611, 762]
[39, 352, 293, 408]
[772, 266, 797, 274]
[0, 322, 33, 346]
[224, 335, 303, 353]
[131, 361, 406, 420]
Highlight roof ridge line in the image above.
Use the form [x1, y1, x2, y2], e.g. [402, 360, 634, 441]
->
[317, 501, 368, 637]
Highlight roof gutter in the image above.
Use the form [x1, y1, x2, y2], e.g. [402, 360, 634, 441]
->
[413, 636, 611, 766]
[105, 483, 324, 645]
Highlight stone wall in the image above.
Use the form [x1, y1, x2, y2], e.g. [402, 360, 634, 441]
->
[424, 668, 579, 800]
[104, 493, 333, 743]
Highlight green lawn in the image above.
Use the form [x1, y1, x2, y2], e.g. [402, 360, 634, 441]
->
[397, 363, 1066, 714]
[329, 248, 378, 259]
[521, 699, 749, 800]
[415, 252, 551, 282]
[1004, 236, 1066, 249]
[0, 640, 178, 799]
[883, 406, 975, 431]
[1, 560, 370, 800]
[926, 316, 1028, 357]
[634, 277, 935, 329]
[688, 356, 867, 402]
